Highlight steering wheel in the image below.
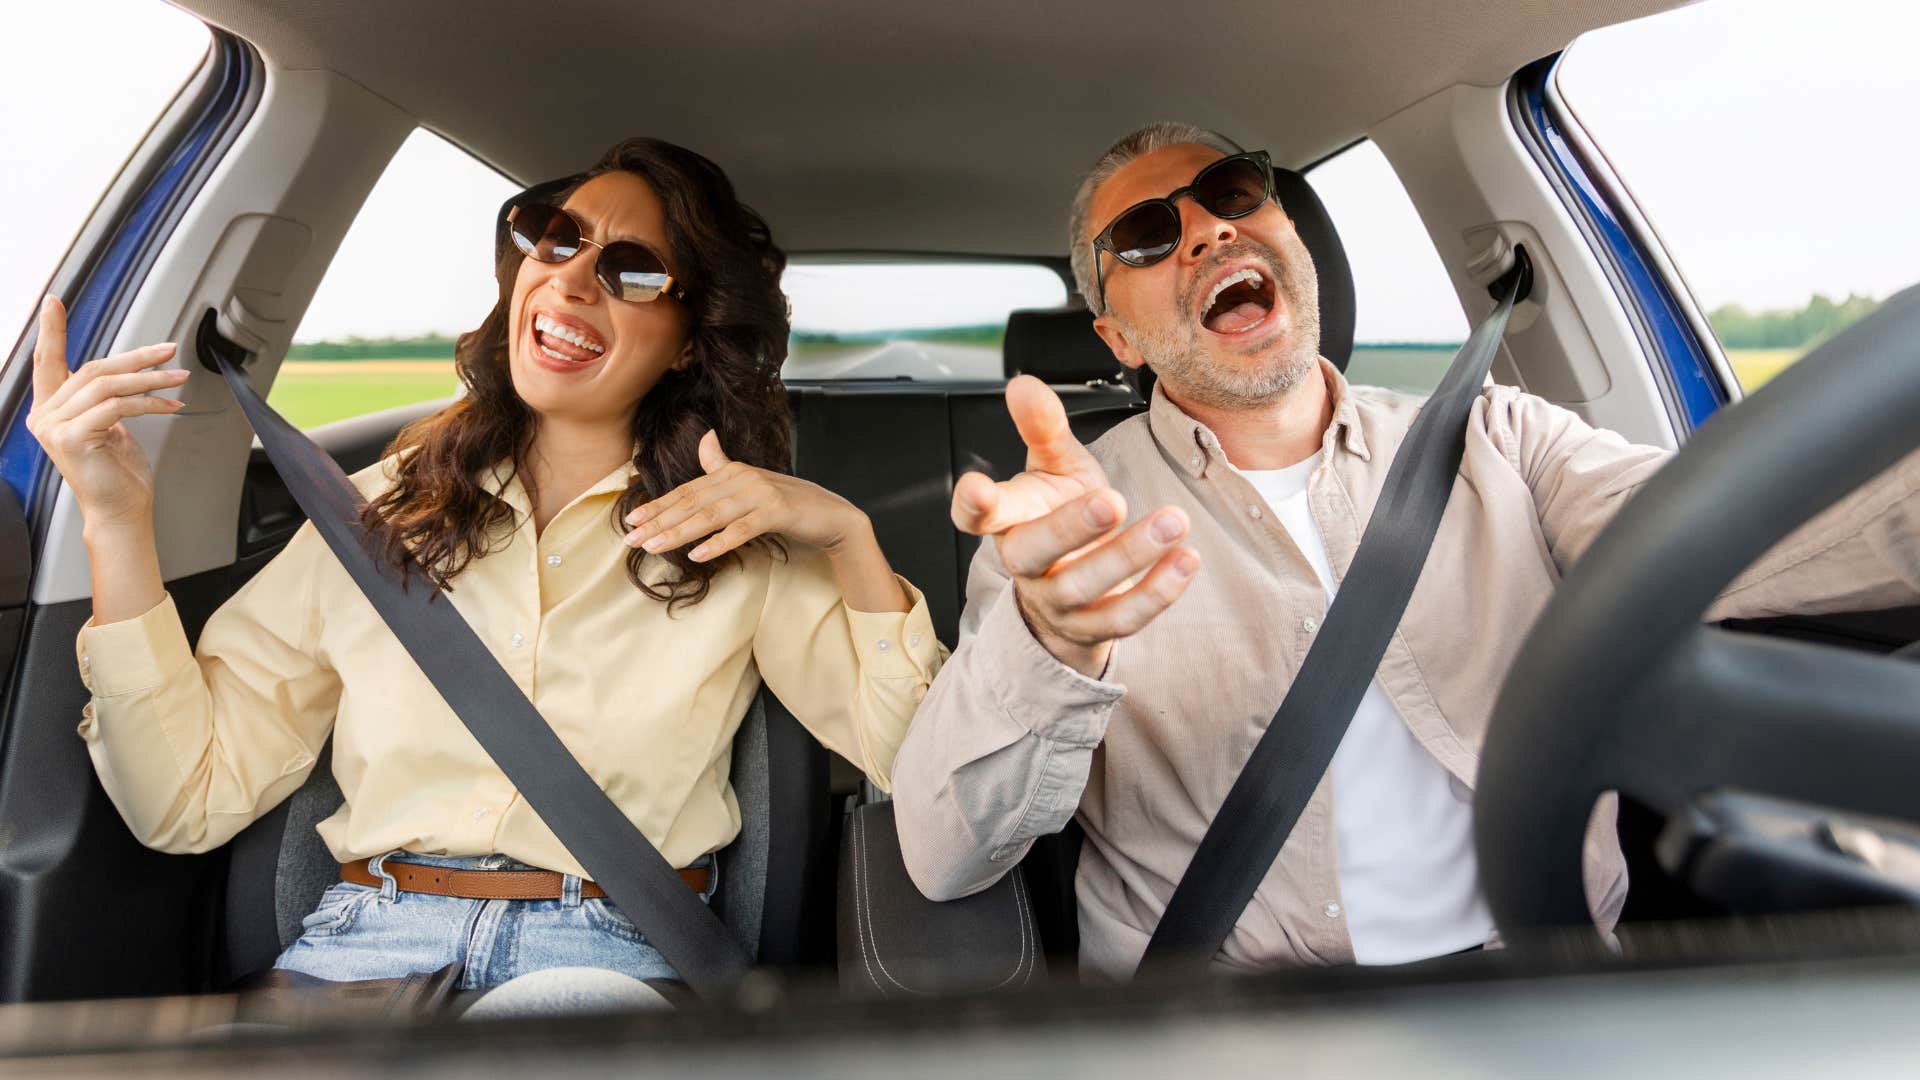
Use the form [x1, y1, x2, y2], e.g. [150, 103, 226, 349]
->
[1475, 284, 1920, 940]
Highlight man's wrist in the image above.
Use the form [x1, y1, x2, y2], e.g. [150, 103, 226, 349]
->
[1012, 585, 1113, 679]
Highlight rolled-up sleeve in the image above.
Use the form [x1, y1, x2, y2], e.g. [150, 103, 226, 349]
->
[1489, 385, 1920, 618]
[76, 523, 340, 853]
[752, 546, 946, 793]
[892, 540, 1124, 901]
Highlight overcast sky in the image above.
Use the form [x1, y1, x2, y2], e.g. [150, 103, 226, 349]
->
[3, 0, 1915, 347]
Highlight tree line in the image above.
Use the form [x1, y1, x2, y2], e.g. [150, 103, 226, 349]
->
[287, 334, 458, 360]
[1708, 293, 1883, 350]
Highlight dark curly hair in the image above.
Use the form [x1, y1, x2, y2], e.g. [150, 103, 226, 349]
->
[360, 137, 792, 610]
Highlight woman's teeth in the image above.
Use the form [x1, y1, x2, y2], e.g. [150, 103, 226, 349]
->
[533, 314, 606, 357]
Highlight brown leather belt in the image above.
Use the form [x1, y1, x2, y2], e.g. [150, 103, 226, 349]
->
[341, 857, 708, 900]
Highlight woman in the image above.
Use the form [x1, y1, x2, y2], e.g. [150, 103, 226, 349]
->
[28, 138, 944, 994]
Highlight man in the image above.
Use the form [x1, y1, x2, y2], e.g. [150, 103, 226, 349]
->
[891, 122, 1920, 978]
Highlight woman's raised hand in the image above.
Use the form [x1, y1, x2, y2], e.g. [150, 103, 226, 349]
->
[25, 297, 189, 529]
[624, 430, 870, 563]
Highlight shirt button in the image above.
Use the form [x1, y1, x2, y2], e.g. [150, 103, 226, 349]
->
[1190, 454, 1203, 470]
[876, 639, 890, 652]
[1302, 617, 1318, 633]
[909, 633, 923, 648]
[473, 807, 490, 822]
[1248, 503, 1263, 520]
[545, 554, 562, 567]
[510, 632, 526, 647]
[1324, 900, 1343, 919]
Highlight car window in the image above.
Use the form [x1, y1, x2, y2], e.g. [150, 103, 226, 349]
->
[782, 262, 1067, 381]
[275, 129, 516, 429]
[1308, 140, 1471, 394]
[1558, 0, 1920, 392]
[0, 0, 208, 348]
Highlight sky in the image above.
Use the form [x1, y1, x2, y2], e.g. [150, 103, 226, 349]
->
[3, 0, 1916, 348]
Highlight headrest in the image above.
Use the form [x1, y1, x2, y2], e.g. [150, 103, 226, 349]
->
[1005, 163, 1356, 392]
[1273, 164, 1355, 373]
[1003, 306, 1124, 384]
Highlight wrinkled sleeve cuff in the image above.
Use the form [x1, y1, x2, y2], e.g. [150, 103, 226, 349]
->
[76, 593, 195, 700]
[973, 585, 1124, 747]
[843, 575, 943, 680]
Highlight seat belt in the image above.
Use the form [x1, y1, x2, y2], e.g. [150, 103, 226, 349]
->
[1140, 248, 1534, 971]
[194, 310, 752, 998]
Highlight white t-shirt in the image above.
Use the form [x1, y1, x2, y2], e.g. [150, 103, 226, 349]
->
[1239, 453, 1495, 964]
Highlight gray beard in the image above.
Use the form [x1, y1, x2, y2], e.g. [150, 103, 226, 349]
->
[1116, 238, 1323, 410]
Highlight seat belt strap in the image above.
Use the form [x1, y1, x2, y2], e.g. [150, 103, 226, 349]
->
[1140, 249, 1534, 970]
[196, 311, 751, 997]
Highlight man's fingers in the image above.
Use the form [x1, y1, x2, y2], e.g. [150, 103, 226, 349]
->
[1006, 374, 1097, 475]
[950, 471, 1001, 534]
[1060, 546, 1201, 641]
[1032, 506, 1190, 610]
[954, 467, 1095, 537]
[995, 488, 1129, 578]
[31, 296, 69, 405]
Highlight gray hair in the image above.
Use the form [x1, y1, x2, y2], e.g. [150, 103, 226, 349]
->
[1068, 122, 1243, 315]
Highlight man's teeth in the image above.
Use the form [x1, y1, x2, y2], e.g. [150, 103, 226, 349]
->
[1204, 268, 1265, 314]
[534, 314, 605, 354]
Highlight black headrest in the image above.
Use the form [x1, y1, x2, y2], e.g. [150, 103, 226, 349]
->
[1005, 163, 1357, 394]
[1273, 164, 1355, 373]
[1003, 307, 1124, 383]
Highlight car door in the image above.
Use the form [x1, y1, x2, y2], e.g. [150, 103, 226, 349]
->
[0, 19, 426, 999]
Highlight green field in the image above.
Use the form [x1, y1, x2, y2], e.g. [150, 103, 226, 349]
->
[267, 359, 459, 429]
[1346, 345, 1809, 396]
[1724, 348, 1803, 390]
[265, 346, 1813, 431]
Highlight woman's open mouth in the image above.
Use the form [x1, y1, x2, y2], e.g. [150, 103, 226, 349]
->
[532, 312, 608, 365]
[1199, 267, 1280, 336]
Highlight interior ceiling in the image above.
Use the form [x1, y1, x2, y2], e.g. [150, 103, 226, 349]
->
[177, 0, 1684, 257]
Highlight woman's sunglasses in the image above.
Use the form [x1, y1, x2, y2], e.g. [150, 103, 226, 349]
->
[503, 200, 688, 305]
[1090, 150, 1274, 311]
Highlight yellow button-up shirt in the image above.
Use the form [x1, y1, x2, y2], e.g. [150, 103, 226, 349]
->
[75, 455, 946, 877]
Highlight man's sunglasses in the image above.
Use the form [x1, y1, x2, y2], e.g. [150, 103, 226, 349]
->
[498, 177, 688, 305]
[1090, 150, 1274, 311]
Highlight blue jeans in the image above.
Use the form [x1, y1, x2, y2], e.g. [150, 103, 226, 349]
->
[274, 851, 716, 991]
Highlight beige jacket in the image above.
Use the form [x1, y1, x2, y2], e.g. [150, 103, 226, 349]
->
[894, 361, 1920, 978]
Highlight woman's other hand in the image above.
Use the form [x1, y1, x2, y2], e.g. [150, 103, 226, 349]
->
[25, 296, 189, 529]
[625, 430, 871, 563]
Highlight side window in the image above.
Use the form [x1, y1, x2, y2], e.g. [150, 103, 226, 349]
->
[1, 0, 208, 340]
[782, 262, 1067, 381]
[275, 129, 516, 428]
[1308, 140, 1470, 394]
[1558, 0, 1920, 391]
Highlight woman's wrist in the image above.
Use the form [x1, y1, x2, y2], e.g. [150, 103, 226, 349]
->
[820, 506, 876, 559]
[822, 511, 909, 614]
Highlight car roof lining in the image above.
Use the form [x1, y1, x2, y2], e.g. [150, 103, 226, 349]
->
[174, 0, 1687, 257]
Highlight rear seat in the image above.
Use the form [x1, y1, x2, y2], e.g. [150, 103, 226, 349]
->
[787, 305, 1142, 644]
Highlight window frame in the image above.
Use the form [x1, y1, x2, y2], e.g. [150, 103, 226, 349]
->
[1510, 53, 1739, 438]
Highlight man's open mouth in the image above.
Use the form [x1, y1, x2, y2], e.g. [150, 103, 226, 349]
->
[1199, 267, 1278, 335]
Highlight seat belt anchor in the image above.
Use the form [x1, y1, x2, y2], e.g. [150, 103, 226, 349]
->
[194, 306, 257, 375]
[1486, 244, 1535, 306]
